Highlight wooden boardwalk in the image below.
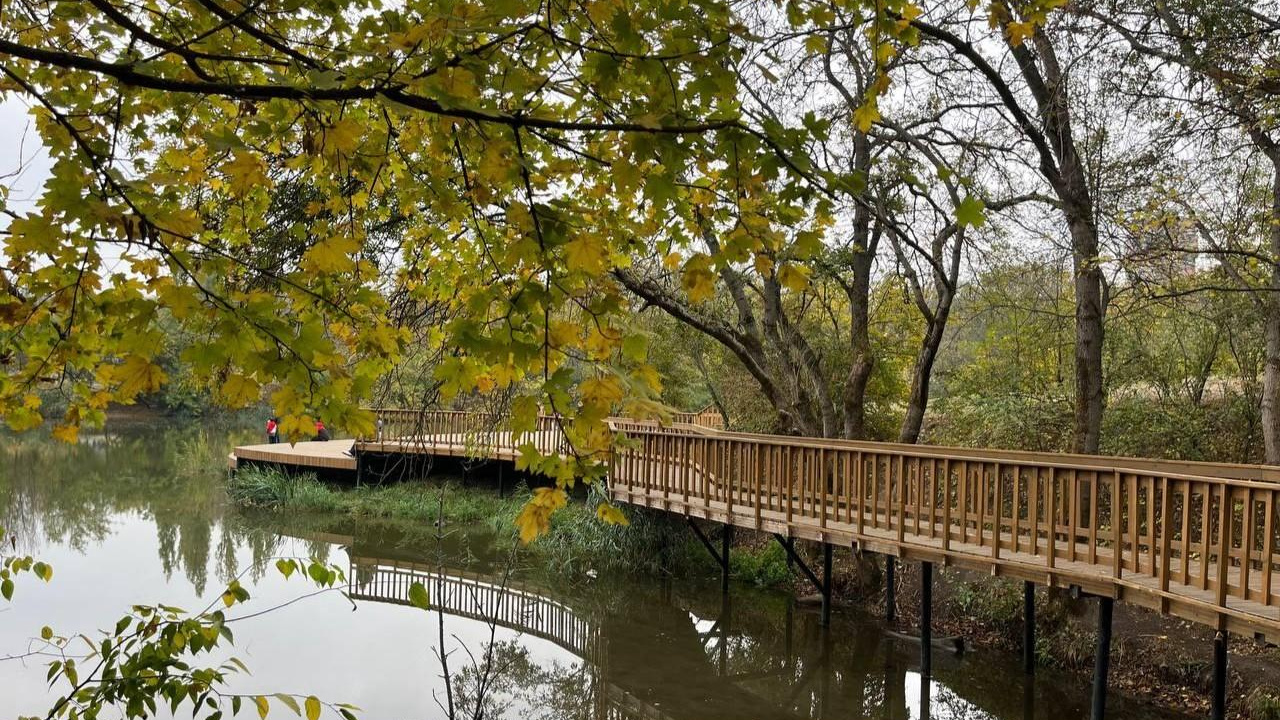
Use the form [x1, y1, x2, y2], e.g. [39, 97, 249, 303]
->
[228, 439, 356, 471]
[231, 409, 1280, 641]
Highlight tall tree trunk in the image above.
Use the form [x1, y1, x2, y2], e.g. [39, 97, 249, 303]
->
[1070, 215, 1105, 454]
[899, 309, 949, 444]
[841, 135, 877, 440]
[1020, 34, 1106, 454]
[844, 242, 875, 440]
[1263, 159, 1280, 463]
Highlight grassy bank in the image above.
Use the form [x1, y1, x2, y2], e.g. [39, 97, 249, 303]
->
[227, 466, 793, 582]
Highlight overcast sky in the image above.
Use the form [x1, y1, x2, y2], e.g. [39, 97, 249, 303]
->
[0, 94, 51, 222]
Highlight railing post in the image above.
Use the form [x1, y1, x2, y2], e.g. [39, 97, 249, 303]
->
[1091, 596, 1114, 720]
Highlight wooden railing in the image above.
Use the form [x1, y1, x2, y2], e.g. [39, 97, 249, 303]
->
[670, 406, 725, 430]
[608, 423, 1280, 636]
[347, 555, 600, 661]
[361, 408, 720, 460]
[351, 408, 1280, 635]
[362, 408, 571, 458]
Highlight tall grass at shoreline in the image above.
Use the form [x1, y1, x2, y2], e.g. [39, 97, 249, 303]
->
[225, 466, 737, 579]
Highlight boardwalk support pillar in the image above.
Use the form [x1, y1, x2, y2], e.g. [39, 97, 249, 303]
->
[1091, 596, 1114, 720]
[821, 543, 833, 625]
[885, 556, 896, 623]
[1212, 631, 1227, 720]
[921, 561, 933, 678]
[721, 525, 734, 595]
[1024, 581, 1036, 674]
[688, 520, 731, 594]
[773, 535, 833, 626]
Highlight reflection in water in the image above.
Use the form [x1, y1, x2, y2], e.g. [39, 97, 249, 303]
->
[1, 424, 1181, 720]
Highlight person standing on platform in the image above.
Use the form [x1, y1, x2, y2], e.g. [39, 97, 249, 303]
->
[266, 417, 280, 444]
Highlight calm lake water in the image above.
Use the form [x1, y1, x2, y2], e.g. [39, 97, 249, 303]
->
[1, 422, 1181, 720]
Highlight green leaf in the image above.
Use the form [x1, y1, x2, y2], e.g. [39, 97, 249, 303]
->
[955, 195, 987, 229]
[273, 694, 300, 716]
[32, 562, 52, 581]
[1, 578, 12, 600]
[407, 581, 430, 611]
[307, 562, 328, 585]
[255, 696, 270, 719]
[304, 696, 321, 720]
[621, 334, 647, 363]
[41, 625, 53, 640]
[276, 559, 295, 579]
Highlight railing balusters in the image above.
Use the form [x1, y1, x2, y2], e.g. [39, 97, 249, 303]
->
[1200, 482, 1212, 591]
[942, 459, 953, 553]
[1159, 476, 1172, 607]
[1217, 484, 1231, 607]
[896, 454, 907, 545]
[1112, 470, 1123, 579]
[1181, 480, 1192, 585]
[856, 451, 866, 535]
[1243, 487, 1255, 602]
[1263, 489, 1275, 607]
[356, 409, 1280, 637]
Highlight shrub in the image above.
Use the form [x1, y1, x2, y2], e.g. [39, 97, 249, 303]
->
[729, 540, 791, 588]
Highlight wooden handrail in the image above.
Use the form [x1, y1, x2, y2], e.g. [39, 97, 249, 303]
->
[353, 408, 1280, 637]
[608, 422, 1280, 637]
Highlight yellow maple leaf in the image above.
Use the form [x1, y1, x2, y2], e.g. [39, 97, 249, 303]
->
[853, 100, 881, 133]
[777, 263, 811, 292]
[514, 487, 568, 543]
[109, 355, 168, 399]
[303, 235, 360, 274]
[564, 237, 606, 274]
[326, 118, 363, 154]
[596, 502, 630, 526]
[278, 414, 315, 443]
[51, 423, 80, 444]
[681, 254, 717, 302]
[221, 151, 269, 196]
[1006, 20, 1035, 46]
[220, 374, 261, 408]
[580, 375, 624, 406]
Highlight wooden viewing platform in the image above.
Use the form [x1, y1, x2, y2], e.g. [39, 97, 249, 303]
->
[228, 439, 356, 472]
[233, 407, 1280, 718]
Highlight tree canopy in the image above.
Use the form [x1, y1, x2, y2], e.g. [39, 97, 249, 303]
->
[4, 0, 1280, 532]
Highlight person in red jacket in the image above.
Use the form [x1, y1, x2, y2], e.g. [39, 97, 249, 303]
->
[312, 420, 331, 442]
[265, 417, 280, 444]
